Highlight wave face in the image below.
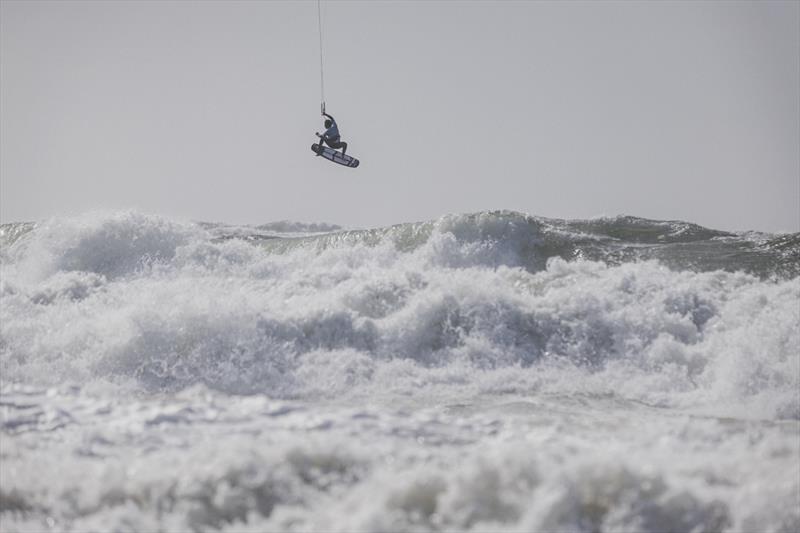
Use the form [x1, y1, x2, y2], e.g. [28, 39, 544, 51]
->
[1, 210, 798, 532]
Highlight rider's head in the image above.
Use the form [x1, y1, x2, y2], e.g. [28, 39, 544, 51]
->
[324, 119, 332, 128]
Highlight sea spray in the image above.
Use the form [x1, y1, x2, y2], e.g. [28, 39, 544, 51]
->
[1, 210, 798, 532]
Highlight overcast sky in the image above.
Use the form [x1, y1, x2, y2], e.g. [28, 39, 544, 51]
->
[1, 0, 798, 232]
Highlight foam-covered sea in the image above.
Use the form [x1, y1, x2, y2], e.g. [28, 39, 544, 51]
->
[1, 210, 798, 532]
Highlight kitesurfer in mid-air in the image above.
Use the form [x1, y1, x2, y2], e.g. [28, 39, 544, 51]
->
[316, 112, 347, 156]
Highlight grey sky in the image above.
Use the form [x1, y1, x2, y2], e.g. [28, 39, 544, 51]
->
[1, 0, 798, 232]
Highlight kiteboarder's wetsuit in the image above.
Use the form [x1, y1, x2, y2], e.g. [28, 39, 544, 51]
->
[317, 113, 347, 156]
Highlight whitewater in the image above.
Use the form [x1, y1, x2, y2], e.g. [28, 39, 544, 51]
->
[0, 209, 798, 532]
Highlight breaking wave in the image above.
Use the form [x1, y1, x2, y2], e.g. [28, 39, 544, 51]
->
[1, 209, 798, 533]
[1, 210, 797, 420]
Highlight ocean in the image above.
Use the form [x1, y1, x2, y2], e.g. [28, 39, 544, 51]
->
[1, 209, 798, 532]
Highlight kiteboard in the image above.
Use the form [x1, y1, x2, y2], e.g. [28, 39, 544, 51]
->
[311, 143, 360, 168]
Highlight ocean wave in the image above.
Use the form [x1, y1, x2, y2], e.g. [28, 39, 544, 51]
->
[1, 386, 796, 533]
[1, 210, 797, 421]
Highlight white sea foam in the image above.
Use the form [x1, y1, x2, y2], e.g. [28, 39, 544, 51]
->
[1, 210, 797, 531]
